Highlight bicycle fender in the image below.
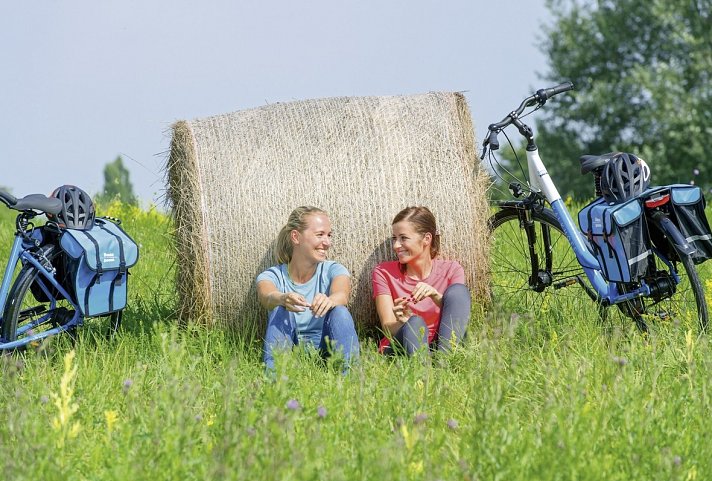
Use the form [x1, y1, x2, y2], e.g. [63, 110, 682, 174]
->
[650, 213, 696, 256]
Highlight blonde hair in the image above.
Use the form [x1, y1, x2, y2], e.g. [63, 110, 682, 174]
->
[392, 206, 440, 259]
[275, 206, 328, 264]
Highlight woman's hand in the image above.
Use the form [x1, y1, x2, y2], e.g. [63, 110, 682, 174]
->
[282, 292, 310, 312]
[311, 293, 336, 318]
[410, 282, 442, 306]
[392, 297, 412, 323]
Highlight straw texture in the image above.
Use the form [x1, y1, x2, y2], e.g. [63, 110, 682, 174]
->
[166, 92, 490, 332]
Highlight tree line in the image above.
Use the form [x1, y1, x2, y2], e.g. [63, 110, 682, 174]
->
[519, 0, 711, 199]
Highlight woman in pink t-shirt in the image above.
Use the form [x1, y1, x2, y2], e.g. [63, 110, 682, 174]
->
[372, 206, 471, 355]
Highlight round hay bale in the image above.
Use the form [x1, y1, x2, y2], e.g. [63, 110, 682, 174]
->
[166, 92, 490, 333]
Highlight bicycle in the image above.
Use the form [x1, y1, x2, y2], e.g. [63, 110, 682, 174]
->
[482, 82, 710, 332]
[0, 190, 128, 350]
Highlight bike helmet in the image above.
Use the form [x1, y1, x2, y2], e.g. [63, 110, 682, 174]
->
[600, 152, 651, 203]
[46, 185, 95, 230]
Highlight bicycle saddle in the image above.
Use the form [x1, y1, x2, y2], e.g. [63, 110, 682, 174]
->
[3, 192, 63, 215]
[580, 152, 617, 175]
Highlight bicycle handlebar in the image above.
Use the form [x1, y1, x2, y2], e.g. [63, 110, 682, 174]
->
[536, 81, 574, 102]
[0, 191, 18, 208]
[481, 81, 574, 159]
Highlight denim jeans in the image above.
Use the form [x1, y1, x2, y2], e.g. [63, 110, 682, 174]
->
[263, 305, 360, 371]
[387, 283, 471, 356]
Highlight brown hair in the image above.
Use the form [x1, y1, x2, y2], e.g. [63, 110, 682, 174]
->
[392, 206, 440, 259]
[275, 206, 328, 264]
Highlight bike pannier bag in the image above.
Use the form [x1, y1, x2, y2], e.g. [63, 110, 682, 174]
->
[578, 197, 651, 283]
[59, 218, 139, 317]
[669, 185, 712, 264]
[23, 226, 69, 303]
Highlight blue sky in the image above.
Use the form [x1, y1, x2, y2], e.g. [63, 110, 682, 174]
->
[1, 0, 552, 206]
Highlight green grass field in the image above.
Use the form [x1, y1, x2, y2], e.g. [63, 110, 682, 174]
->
[1, 200, 712, 481]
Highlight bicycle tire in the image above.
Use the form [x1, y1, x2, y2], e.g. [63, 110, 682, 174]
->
[2, 245, 123, 347]
[488, 207, 595, 318]
[645, 242, 708, 332]
[1, 245, 73, 345]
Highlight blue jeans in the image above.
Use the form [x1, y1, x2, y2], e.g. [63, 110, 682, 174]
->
[386, 283, 471, 356]
[263, 305, 360, 371]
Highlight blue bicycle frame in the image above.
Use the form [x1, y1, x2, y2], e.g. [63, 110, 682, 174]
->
[0, 232, 81, 349]
[525, 147, 662, 306]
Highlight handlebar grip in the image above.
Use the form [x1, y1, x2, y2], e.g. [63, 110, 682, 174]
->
[0, 191, 17, 207]
[537, 81, 574, 101]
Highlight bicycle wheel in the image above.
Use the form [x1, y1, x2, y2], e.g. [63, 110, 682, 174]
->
[1, 245, 76, 346]
[488, 207, 595, 319]
[639, 243, 709, 332]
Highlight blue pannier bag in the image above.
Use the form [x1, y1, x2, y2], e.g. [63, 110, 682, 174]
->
[60, 218, 139, 317]
[669, 185, 712, 264]
[578, 197, 651, 283]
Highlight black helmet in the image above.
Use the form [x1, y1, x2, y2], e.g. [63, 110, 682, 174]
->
[46, 185, 95, 230]
[600, 152, 651, 203]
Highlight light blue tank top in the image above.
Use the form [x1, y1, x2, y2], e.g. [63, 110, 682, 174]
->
[256, 261, 350, 345]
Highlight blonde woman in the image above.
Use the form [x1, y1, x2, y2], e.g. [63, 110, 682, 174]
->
[257, 206, 360, 371]
[372, 206, 471, 355]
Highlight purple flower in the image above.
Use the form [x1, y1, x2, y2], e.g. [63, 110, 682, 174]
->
[40, 395, 49, 405]
[122, 379, 133, 394]
[612, 355, 628, 367]
[673, 455, 682, 467]
[317, 406, 327, 418]
[447, 419, 458, 430]
[414, 413, 428, 425]
[286, 399, 301, 410]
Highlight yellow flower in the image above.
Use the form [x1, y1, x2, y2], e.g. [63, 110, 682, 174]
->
[105, 410, 119, 434]
[400, 424, 416, 451]
[51, 350, 81, 448]
[687, 465, 697, 480]
[408, 461, 424, 475]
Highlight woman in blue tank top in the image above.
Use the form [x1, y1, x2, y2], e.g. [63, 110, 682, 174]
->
[256, 206, 360, 372]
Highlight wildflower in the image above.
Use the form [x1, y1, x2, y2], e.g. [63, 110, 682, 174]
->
[286, 399, 300, 410]
[122, 379, 133, 394]
[673, 455, 682, 467]
[51, 350, 81, 448]
[400, 424, 415, 450]
[246, 427, 256, 437]
[317, 406, 327, 419]
[408, 461, 424, 475]
[195, 414, 203, 422]
[40, 395, 49, 404]
[693, 168, 700, 176]
[105, 410, 118, 435]
[612, 355, 627, 367]
[446, 419, 459, 430]
[414, 413, 428, 425]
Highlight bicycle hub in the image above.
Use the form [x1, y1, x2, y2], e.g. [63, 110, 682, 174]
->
[646, 273, 676, 301]
[530, 271, 552, 292]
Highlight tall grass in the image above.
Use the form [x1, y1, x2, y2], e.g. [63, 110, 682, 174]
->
[0, 200, 711, 480]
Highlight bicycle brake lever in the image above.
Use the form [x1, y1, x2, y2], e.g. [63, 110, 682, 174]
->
[488, 130, 500, 151]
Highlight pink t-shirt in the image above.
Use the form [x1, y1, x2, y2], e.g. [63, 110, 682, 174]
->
[372, 259, 466, 350]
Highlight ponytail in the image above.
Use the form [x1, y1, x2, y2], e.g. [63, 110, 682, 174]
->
[274, 206, 328, 264]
